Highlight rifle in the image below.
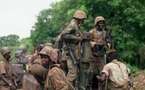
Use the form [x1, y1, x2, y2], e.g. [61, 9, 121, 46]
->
[0, 75, 17, 89]
[67, 47, 78, 65]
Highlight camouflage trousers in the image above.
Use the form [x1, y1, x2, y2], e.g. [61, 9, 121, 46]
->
[92, 56, 105, 90]
[78, 62, 92, 90]
[77, 56, 105, 90]
[66, 56, 78, 86]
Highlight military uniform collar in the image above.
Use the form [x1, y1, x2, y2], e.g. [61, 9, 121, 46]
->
[112, 59, 118, 62]
[49, 64, 60, 69]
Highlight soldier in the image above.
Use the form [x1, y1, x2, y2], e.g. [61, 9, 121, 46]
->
[28, 45, 48, 88]
[0, 47, 17, 90]
[56, 10, 87, 87]
[27, 44, 44, 73]
[89, 16, 112, 89]
[78, 32, 93, 90]
[36, 46, 74, 90]
[97, 49, 130, 90]
[90, 16, 112, 69]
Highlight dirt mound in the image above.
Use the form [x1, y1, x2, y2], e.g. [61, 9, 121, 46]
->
[133, 71, 145, 90]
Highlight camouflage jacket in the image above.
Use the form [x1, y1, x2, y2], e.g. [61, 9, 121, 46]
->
[56, 19, 82, 61]
[45, 64, 74, 90]
[89, 28, 112, 46]
[89, 28, 112, 56]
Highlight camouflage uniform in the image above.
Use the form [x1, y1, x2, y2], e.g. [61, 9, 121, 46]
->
[37, 46, 74, 90]
[22, 74, 40, 90]
[0, 47, 17, 90]
[89, 16, 112, 89]
[45, 64, 74, 90]
[102, 59, 129, 90]
[78, 32, 93, 90]
[56, 10, 86, 86]
[62, 19, 82, 83]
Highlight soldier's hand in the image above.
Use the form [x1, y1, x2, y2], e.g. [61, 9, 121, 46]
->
[9, 83, 16, 90]
[90, 42, 96, 47]
[96, 75, 101, 80]
[78, 37, 82, 41]
[107, 43, 111, 49]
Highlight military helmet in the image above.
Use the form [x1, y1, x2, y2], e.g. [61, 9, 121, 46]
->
[39, 46, 59, 63]
[95, 16, 105, 25]
[44, 43, 53, 47]
[0, 47, 11, 56]
[73, 10, 87, 19]
[39, 46, 53, 56]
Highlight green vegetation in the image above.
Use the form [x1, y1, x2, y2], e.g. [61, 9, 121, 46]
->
[0, 34, 20, 47]
[1, 0, 145, 69]
[30, 0, 145, 67]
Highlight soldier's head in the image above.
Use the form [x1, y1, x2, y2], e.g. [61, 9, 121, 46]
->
[95, 16, 106, 30]
[73, 10, 86, 25]
[0, 47, 11, 61]
[39, 46, 59, 65]
[106, 49, 118, 63]
[39, 46, 51, 62]
[19, 45, 27, 54]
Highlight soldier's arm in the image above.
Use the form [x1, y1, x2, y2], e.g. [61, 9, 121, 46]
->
[89, 30, 96, 47]
[97, 65, 110, 81]
[54, 35, 63, 49]
[89, 30, 94, 41]
[0, 74, 12, 85]
[0, 74, 16, 89]
[62, 26, 81, 41]
[63, 34, 81, 41]
[96, 72, 107, 81]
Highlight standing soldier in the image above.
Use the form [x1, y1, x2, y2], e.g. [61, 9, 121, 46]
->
[56, 10, 87, 87]
[0, 47, 17, 90]
[97, 49, 130, 90]
[78, 32, 93, 90]
[89, 16, 112, 89]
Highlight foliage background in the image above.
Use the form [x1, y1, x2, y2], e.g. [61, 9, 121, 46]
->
[30, 0, 145, 67]
[1, 0, 144, 68]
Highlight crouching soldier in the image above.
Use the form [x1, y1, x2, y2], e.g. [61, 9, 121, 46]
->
[0, 47, 17, 90]
[38, 46, 74, 90]
[97, 49, 130, 90]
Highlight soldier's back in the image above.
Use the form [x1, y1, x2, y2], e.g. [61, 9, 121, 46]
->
[45, 65, 74, 90]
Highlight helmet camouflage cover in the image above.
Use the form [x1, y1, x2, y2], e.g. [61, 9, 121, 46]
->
[39, 46, 59, 63]
[73, 10, 87, 19]
[0, 47, 11, 56]
[95, 16, 105, 25]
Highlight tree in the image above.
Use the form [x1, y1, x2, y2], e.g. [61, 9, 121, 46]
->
[0, 34, 20, 47]
[31, 0, 145, 66]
